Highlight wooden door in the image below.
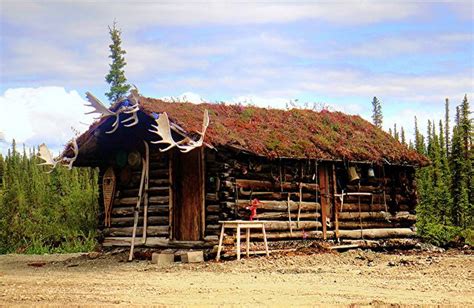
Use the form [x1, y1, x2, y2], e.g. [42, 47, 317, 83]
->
[173, 148, 204, 241]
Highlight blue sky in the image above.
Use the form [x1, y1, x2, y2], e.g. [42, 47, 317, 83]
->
[0, 1, 472, 154]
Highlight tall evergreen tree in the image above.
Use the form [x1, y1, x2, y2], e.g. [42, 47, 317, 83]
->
[105, 21, 131, 103]
[445, 98, 450, 155]
[401, 126, 406, 145]
[371, 96, 383, 128]
[393, 123, 399, 141]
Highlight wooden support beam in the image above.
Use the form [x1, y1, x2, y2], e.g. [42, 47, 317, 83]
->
[319, 165, 328, 240]
[235, 200, 320, 211]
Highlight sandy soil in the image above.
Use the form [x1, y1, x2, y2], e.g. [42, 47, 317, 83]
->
[0, 248, 473, 306]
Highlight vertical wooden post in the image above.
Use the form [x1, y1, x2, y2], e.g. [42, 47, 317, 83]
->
[142, 141, 150, 241]
[246, 228, 250, 257]
[236, 225, 241, 260]
[318, 165, 328, 240]
[200, 147, 206, 239]
[332, 163, 339, 240]
[168, 150, 174, 240]
[216, 223, 225, 261]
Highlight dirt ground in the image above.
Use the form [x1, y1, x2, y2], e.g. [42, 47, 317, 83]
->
[0, 247, 473, 306]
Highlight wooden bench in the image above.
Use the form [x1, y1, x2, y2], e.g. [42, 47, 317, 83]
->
[216, 220, 269, 261]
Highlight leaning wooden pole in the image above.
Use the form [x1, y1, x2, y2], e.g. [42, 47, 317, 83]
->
[142, 141, 150, 241]
[128, 157, 147, 261]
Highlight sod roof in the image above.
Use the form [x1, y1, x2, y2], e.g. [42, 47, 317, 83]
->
[135, 96, 428, 166]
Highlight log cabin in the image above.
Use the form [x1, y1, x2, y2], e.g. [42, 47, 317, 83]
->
[61, 93, 429, 250]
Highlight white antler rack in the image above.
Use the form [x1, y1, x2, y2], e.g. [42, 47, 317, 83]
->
[149, 109, 209, 153]
[38, 138, 79, 173]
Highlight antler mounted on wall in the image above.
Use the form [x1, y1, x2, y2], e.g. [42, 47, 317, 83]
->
[37, 138, 79, 172]
[85, 88, 140, 134]
[149, 109, 209, 153]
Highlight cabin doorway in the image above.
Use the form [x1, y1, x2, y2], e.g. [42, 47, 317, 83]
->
[172, 148, 204, 241]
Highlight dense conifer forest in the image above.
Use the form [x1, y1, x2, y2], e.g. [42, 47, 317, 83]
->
[0, 141, 98, 253]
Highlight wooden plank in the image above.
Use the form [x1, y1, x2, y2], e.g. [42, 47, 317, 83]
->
[332, 163, 339, 239]
[169, 150, 174, 240]
[105, 226, 169, 237]
[201, 147, 206, 239]
[110, 216, 168, 227]
[235, 200, 320, 211]
[111, 204, 168, 216]
[319, 165, 328, 240]
[235, 179, 318, 191]
[173, 148, 203, 241]
[337, 228, 417, 239]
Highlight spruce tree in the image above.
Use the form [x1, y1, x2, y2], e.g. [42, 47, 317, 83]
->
[371, 96, 383, 128]
[393, 123, 399, 141]
[105, 21, 131, 103]
[445, 98, 450, 155]
[401, 126, 406, 145]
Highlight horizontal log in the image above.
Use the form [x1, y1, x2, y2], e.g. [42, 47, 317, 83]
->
[135, 169, 168, 178]
[206, 204, 220, 213]
[102, 237, 215, 248]
[206, 215, 220, 223]
[205, 193, 219, 202]
[238, 189, 315, 201]
[121, 186, 169, 197]
[113, 196, 169, 206]
[338, 211, 416, 221]
[344, 238, 420, 249]
[236, 200, 320, 212]
[250, 230, 325, 240]
[235, 179, 318, 191]
[149, 179, 170, 186]
[112, 204, 168, 216]
[340, 203, 410, 212]
[338, 221, 414, 229]
[254, 212, 320, 220]
[110, 216, 169, 227]
[103, 226, 169, 237]
[337, 228, 416, 239]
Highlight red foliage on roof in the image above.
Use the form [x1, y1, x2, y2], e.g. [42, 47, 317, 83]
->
[139, 96, 428, 166]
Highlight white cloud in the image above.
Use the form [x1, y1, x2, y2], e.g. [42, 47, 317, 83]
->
[0, 87, 95, 154]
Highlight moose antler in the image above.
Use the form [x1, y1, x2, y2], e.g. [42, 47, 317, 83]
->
[149, 112, 178, 152]
[85, 92, 115, 118]
[176, 109, 209, 153]
[38, 143, 59, 173]
[64, 138, 79, 170]
[149, 109, 209, 153]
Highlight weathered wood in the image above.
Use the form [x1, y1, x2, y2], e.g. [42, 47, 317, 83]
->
[337, 228, 416, 239]
[247, 230, 326, 240]
[206, 204, 220, 213]
[168, 150, 173, 240]
[115, 196, 169, 207]
[338, 221, 414, 229]
[110, 216, 169, 227]
[332, 163, 339, 239]
[105, 226, 169, 237]
[236, 200, 320, 212]
[340, 203, 410, 212]
[121, 186, 169, 197]
[149, 179, 170, 186]
[111, 204, 168, 216]
[225, 220, 322, 231]
[254, 212, 320, 220]
[102, 237, 214, 248]
[235, 179, 318, 191]
[338, 211, 416, 221]
[238, 189, 314, 200]
[129, 157, 147, 261]
[143, 141, 150, 241]
[319, 166, 329, 240]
